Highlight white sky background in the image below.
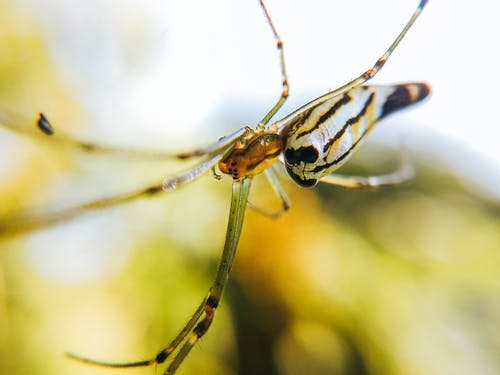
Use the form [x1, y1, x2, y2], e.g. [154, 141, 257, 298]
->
[12, 0, 500, 190]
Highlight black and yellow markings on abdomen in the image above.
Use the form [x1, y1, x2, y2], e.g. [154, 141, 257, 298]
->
[322, 91, 376, 154]
[315, 83, 430, 173]
[283, 83, 430, 186]
[380, 82, 430, 119]
[294, 92, 353, 140]
[309, 91, 377, 175]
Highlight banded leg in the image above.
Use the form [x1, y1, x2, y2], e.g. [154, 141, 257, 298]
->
[0, 108, 250, 160]
[332, 0, 428, 93]
[67, 298, 207, 368]
[320, 150, 414, 188]
[0, 151, 230, 237]
[276, 0, 428, 131]
[258, 0, 289, 126]
[67, 178, 252, 375]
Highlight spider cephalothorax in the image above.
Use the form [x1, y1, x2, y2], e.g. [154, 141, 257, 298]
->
[219, 127, 283, 179]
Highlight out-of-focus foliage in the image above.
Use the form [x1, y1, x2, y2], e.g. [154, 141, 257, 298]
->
[1, 2, 499, 375]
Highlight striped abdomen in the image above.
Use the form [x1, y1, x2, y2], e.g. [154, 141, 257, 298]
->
[280, 82, 430, 186]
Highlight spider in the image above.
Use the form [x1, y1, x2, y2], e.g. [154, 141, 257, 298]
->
[0, 1, 430, 374]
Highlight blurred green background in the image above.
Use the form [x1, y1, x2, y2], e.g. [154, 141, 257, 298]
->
[1, 1, 499, 375]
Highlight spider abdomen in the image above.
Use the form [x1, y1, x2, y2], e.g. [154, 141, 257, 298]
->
[281, 83, 430, 186]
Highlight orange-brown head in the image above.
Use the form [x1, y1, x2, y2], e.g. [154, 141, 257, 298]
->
[219, 132, 283, 180]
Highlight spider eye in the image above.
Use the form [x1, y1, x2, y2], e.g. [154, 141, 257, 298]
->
[284, 146, 319, 165]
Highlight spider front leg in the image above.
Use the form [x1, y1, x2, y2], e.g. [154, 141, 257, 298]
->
[281, 0, 428, 120]
[258, 0, 289, 126]
[0, 150, 232, 237]
[0, 108, 249, 160]
[67, 178, 252, 375]
[163, 177, 251, 374]
[0, 121, 253, 237]
[342, 0, 428, 90]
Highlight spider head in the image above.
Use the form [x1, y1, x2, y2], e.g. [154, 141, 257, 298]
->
[218, 132, 282, 179]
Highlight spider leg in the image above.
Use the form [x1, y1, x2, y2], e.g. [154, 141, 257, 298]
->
[161, 151, 230, 191]
[67, 178, 252, 375]
[248, 168, 290, 218]
[174, 126, 250, 160]
[258, 0, 289, 126]
[319, 149, 414, 188]
[275, 0, 427, 131]
[0, 108, 249, 160]
[162, 178, 251, 374]
[0, 151, 229, 237]
[66, 298, 207, 368]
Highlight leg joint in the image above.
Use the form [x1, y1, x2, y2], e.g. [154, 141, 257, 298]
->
[206, 295, 219, 308]
[155, 350, 169, 364]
